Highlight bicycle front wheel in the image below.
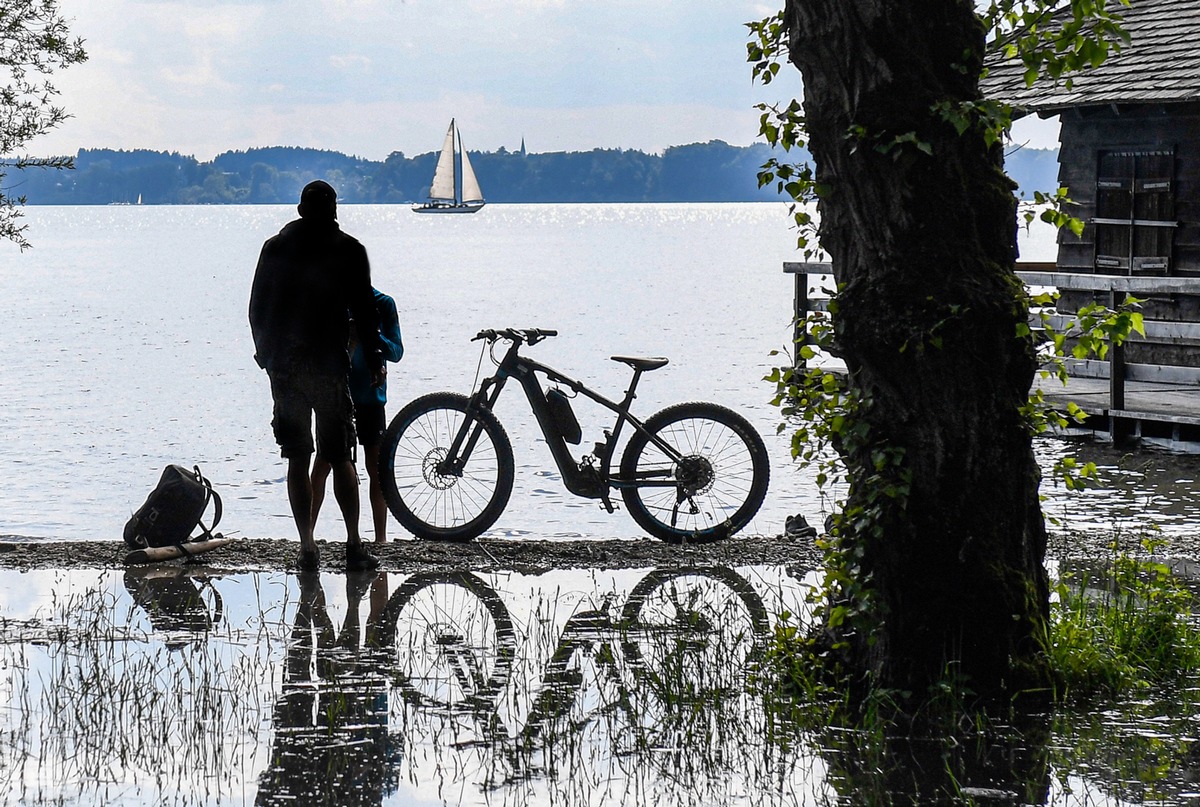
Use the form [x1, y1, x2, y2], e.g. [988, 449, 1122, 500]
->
[380, 571, 516, 711]
[619, 402, 769, 543]
[379, 392, 515, 541]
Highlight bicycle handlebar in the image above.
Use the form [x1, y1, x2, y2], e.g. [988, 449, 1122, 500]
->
[473, 328, 558, 345]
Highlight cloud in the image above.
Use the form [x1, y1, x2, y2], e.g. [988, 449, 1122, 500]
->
[35, 1, 778, 159]
[328, 54, 372, 74]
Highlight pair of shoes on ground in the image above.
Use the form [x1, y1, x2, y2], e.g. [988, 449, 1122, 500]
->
[294, 543, 379, 571]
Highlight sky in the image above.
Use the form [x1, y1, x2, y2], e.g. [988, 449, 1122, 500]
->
[32, 0, 1060, 162]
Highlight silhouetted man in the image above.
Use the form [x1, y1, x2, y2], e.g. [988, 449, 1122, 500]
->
[249, 180, 383, 571]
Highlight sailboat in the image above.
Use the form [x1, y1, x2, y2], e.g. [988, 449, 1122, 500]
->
[412, 119, 486, 214]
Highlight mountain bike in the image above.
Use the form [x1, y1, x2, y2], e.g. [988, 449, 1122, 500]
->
[378, 328, 770, 543]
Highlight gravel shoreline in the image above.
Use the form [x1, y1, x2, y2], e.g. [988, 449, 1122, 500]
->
[0, 527, 1191, 574]
[0, 532, 824, 574]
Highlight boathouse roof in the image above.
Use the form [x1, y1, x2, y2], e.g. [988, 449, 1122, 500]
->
[981, 0, 1200, 112]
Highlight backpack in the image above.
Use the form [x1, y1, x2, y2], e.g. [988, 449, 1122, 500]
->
[123, 465, 223, 550]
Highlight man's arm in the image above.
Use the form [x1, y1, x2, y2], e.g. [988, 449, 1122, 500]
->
[248, 243, 272, 369]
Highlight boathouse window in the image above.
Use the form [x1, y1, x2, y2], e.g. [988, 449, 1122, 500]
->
[1093, 148, 1177, 274]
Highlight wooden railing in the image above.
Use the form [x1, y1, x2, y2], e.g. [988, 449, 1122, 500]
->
[784, 261, 1200, 417]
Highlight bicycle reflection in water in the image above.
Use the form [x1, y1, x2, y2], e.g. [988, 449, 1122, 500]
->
[249, 566, 770, 805]
[376, 567, 771, 786]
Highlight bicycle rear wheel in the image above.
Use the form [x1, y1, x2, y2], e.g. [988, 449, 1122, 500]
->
[619, 402, 769, 543]
[379, 392, 514, 541]
[620, 566, 769, 693]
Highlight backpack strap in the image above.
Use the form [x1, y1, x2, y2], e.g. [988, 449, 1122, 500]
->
[192, 465, 223, 543]
[198, 577, 224, 627]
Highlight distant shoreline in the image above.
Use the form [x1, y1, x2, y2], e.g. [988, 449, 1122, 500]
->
[13, 143, 1062, 207]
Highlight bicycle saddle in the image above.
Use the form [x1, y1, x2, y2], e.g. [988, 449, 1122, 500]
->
[611, 355, 669, 371]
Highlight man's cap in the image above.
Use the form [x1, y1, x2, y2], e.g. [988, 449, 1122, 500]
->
[298, 180, 337, 220]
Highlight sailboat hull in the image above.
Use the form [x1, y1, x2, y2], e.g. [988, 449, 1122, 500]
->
[411, 201, 486, 214]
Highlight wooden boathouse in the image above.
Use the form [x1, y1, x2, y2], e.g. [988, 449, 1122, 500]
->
[786, 0, 1200, 451]
[981, 0, 1200, 449]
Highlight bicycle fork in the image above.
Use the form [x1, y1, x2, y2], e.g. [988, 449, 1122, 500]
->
[440, 375, 508, 478]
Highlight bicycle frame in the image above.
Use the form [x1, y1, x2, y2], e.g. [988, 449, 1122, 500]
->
[444, 333, 685, 508]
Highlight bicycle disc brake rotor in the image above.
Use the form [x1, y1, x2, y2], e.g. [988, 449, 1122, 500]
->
[674, 455, 715, 496]
[423, 447, 459, 490]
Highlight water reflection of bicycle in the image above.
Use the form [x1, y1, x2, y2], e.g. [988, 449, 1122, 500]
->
[374, 567, 769, 777]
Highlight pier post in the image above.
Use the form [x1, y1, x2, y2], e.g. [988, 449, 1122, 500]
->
[793, 271, 808, 371]
[1109, 288, 1126, 412]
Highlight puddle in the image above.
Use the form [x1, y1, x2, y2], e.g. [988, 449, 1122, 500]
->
[0, 567, 1196, 805]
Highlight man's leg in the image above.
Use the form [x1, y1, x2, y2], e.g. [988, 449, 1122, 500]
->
[287, 454, 317, 555]
[315, 375, 377, 570]
[269, 370, 322, 567]
[331, 459, 364, 545]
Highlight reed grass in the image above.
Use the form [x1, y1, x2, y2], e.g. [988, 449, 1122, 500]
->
[754, 536, 1200, 804]
[0, 573, 284, 806]
[1048, 537, 1200, 700]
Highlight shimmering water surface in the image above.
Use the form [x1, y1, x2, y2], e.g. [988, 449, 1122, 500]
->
[1, 204, 803, 542]
[0, 203, 1196, 543]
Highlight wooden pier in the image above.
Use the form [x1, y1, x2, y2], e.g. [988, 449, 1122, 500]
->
[785, 261, 1200, 452]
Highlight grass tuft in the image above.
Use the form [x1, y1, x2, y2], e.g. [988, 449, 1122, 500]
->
[1047, 537, 1200, 701]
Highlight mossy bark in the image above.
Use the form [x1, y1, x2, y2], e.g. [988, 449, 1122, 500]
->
[785, 0, 1051, 699]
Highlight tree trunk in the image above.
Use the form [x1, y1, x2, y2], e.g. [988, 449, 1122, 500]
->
[785, 0, 1050, 699]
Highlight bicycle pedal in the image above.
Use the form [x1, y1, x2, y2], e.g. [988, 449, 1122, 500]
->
[599, 497, 616, 514]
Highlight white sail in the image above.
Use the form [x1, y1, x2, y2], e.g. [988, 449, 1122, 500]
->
[428, 120, 457, 202]
[459, 136, 484, 204]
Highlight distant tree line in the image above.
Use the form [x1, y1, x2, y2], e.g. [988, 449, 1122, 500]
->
[13, 141, 1060, 205]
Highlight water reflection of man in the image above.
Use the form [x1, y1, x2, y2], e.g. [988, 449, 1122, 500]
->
[255, 572, 397, 806]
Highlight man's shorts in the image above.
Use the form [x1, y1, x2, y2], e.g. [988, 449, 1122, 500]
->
[268, 369, 356, 462]
[354, 402, 387, 447]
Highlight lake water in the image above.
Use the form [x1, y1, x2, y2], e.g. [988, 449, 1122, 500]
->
[0, 202, 1196, 544]
[1, 203, 805, 542]
[4, 205, 1200, 806]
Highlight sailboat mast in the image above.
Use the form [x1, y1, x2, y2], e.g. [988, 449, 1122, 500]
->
[454, 121, 461, 205]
